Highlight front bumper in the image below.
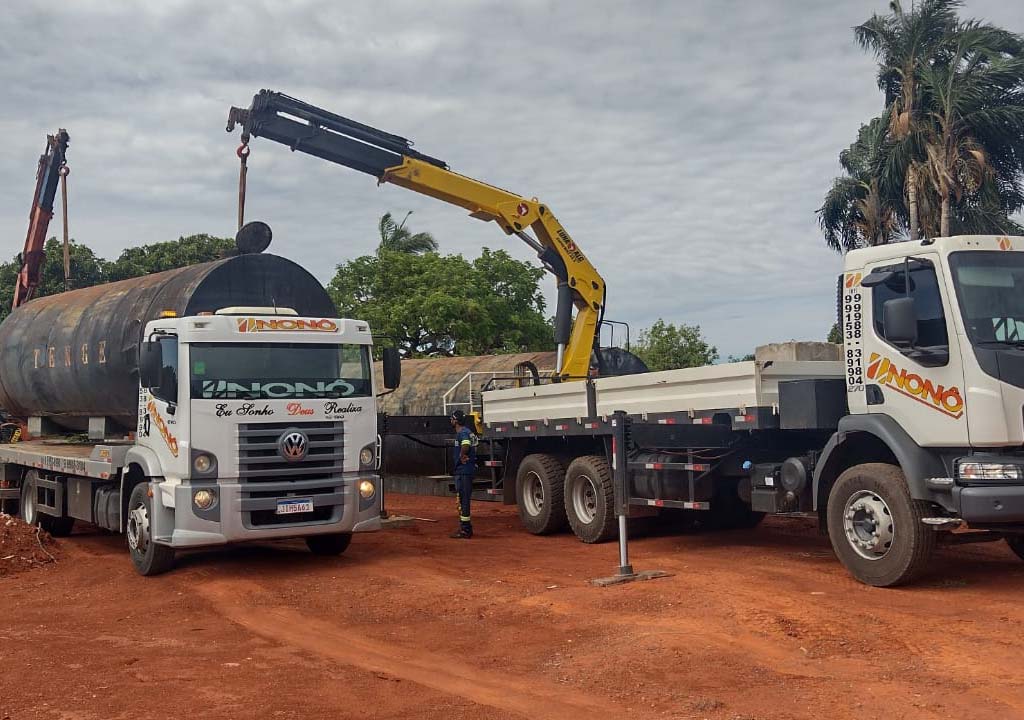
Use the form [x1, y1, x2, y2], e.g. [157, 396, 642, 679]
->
[955, 485, 1024, 524]
[153, 473, 382, 549]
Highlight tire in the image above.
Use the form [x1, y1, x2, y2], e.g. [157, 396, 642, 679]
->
[306, 533, 352, 556]
[1006, 535, 1024, 561]
[564, 455, 617, 544]
[19, 471, 75, 537]
[516, 454, 568, 535]
[826, 463, 935, 587]
[126, 483, 175, 576]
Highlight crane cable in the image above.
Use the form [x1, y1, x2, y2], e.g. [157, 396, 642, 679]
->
[237, 142, 250, 231]
[59, 161, 70, 291]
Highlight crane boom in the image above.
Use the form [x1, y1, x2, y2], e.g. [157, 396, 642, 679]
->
[227, 90, 605, 380]
[13, 130, 69, 310]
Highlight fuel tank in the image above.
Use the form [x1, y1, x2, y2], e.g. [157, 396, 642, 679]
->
[0, 253, 336, 430]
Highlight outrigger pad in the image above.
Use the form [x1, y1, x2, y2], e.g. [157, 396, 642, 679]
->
[590, 569, 672, 587]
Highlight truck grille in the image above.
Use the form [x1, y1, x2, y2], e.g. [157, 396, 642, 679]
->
[237, 421, 344, 482]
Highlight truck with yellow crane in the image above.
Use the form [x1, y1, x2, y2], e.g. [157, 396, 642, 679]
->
[228, 90, 1024, 587]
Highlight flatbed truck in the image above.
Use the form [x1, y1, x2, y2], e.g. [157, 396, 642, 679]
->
[483, 235, 1024, 586]
[0, 231, 400, 575]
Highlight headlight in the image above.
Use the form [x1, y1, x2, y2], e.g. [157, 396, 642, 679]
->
[958, 462, 1023, 481]
[193, 453, 214, 473]
[193, 488, 217, 510]
[359, 447, 374, 466]
[358, 480, 375, 499]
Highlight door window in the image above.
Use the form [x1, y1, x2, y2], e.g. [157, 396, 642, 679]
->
[870, 259, 949, 366]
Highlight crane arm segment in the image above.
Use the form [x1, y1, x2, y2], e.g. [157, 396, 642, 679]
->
[227, 90, 604, 380]
[13, 130, 69, 309]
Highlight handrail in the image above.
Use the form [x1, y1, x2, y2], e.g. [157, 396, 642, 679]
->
[441, 369, 554, 416]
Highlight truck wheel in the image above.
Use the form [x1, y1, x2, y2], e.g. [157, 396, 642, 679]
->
[19, 471, 75, 537]
[564, 455, 616, 544]
[126, 484, 175, 576]
[1006, 535, 1024, 561]
[826, 463, 935, 587]
[306, 533, 352, 556]
[516, 454, 568, 535]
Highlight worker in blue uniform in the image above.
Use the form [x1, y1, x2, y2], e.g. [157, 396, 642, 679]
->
[450, 410, 476, 539]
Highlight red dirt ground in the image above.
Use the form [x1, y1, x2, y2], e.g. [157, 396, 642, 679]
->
[0, 514, 58, 579]
[2, 495, 1024, 720]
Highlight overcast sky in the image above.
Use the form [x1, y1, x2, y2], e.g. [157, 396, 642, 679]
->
[2, 0, 1023, 359]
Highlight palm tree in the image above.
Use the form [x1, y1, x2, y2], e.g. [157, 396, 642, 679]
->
[377, 211, 438, 255]
[854, 0, 961, 240]
[917, 21, 1024, 236]
[819, 115, 899, 251]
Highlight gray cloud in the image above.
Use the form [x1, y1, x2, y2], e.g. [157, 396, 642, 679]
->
[2, 0, 1022, 358]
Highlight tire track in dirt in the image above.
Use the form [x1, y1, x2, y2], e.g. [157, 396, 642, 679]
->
[195, 577, 629, 720]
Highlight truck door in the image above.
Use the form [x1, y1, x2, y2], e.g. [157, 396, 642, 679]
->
[861, 254, 968, 447]
[139, 334, 185, 470]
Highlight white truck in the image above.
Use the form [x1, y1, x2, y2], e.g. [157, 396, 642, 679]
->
[481, 235, 1024, 586]
[0, 238, 399, 575]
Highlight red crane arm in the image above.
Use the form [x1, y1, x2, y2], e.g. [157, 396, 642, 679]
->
[13, 130, 69, 310]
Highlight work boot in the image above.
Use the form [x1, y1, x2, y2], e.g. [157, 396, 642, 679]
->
[449, 528, 472, 539]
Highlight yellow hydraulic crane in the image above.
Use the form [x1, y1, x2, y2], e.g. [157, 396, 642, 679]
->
[227, 90, 606, 381]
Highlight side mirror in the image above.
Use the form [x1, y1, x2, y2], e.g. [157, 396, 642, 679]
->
[139, 342, 161, 388]
[883, 296, 918, 347]
[382, 347, 401, 390]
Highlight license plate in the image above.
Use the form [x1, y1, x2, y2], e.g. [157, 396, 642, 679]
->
[276, 498, 314, 515]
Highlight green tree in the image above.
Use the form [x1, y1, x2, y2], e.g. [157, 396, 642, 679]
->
[916, 22, 1024, 237]
[105, 234, 235, 281]
[377, 211, 438, 255]
[328, 248, 551, 357]
[818, 114, 900, 251]
[0, 237, 107, 322]
[822, 0, 1024, 251]
[632, 319, 717, 371]
[827, 323, 843, 344]
[726, 353, 756, 363]
[855, 0, 962, 241]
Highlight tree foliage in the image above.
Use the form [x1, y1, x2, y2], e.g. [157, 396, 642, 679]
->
[0, 234, 235, 323]
[820, 0, 1024, 252]
[328, 248, 551, 357]
[105, 234, 234, 281]
[632, 319, 718, 371]
[827, 322, 843, 344]
[377, 211, 439, 255]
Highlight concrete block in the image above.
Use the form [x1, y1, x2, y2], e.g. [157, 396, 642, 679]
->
[755, 342, 842, 363]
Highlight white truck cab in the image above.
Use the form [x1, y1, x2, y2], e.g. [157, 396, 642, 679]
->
[125, 307, 388, 572]
[830, 235, 1024, 559]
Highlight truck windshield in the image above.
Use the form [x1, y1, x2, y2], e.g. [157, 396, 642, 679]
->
[190, 343, 372, 399]
[949, 251, 1024, 345]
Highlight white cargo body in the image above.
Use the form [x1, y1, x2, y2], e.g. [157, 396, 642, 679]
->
[482, 360, 844, 424]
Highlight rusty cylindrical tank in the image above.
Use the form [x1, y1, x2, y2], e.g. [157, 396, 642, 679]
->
[373, 351, 556, 476]
[374, 351, 556, 417]
[0, 253, 336, 430]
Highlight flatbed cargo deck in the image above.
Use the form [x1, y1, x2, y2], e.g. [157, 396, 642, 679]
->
[482, 360, 844, 432]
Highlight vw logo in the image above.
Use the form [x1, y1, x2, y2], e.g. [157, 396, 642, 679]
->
[278, 430, 309, 462]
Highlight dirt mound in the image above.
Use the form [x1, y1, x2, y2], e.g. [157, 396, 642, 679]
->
[0, 513, 59, 578]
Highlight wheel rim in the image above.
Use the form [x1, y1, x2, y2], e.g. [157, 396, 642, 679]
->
[571, 473, 598, 524]
[843, 489, 895, 561]
[126, 501, 150, 554]
[521, 471, 544, 516]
